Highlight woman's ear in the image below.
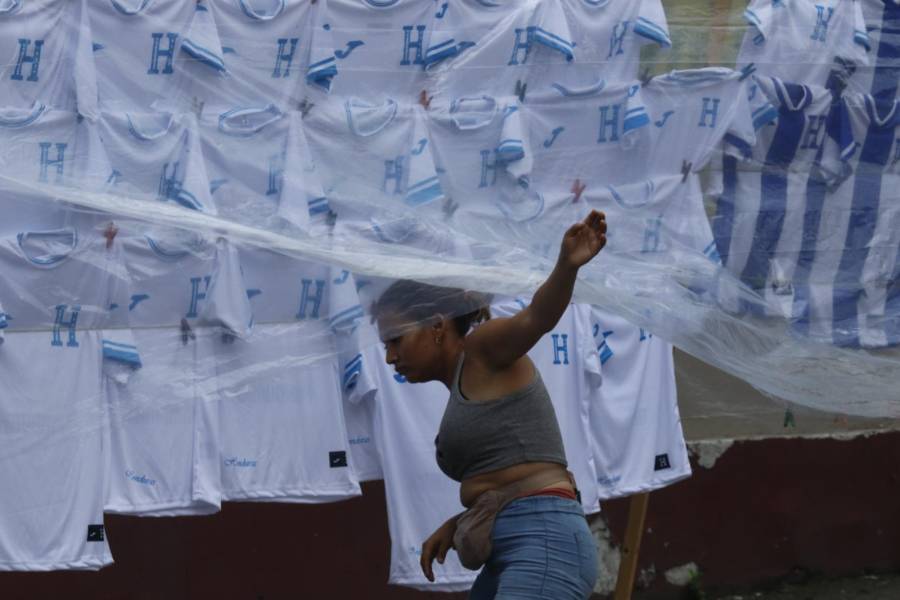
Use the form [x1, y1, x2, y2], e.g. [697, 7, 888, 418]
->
[431, 314, 448, 344]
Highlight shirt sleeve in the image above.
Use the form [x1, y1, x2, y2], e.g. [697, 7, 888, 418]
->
[71, 0, 99, 121]
[175, 116, 217, 214]
[818, 94, 858, 184]
[576, 305, 603, 387]
[720, 77, 764, 163]
[179, 1, 227, 72]
[742, 0, 778, 43]
[101, 244, 141, 381]
[277, 113, 322, 231]
[532, 0, 576, 61]
[306, 0, 338, 92]
[423, 1, 460, 70]
[405, 107, 445, 208]
[633, 0, 673, 48]
[499, 101, 533, 185]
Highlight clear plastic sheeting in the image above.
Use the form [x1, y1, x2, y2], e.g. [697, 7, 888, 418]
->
[0, 0, 899, 574]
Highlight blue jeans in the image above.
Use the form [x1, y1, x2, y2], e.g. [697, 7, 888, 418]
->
[468, 495, 598, 600]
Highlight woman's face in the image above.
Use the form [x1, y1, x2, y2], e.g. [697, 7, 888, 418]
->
[377, 313, 444, 383]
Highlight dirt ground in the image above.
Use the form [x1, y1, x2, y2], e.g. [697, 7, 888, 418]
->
[710, 572, 900, 600]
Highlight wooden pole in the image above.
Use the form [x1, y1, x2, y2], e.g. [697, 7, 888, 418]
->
[613, 492, 651, 600]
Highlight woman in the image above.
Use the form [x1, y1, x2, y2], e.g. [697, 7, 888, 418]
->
[371, 210, 607, 599]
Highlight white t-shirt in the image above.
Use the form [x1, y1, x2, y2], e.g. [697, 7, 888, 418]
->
[105, 231, 251, 516]
[0, 228, 139, 571]
[199, 105, 322, 231]
[88, 0, 198, 112]
[428, 0, 577, 102]
[0, 0, 97, 118]
[0, 103, 113, 236]
[98, 111, 215, 214]
[321, 0, 438, 99]
[171, 0, 330, 112]
[586, 307, 690, 499]
[210, 245, 368, 502]
[714, 77, 855, 318]
[303, 97, 445, 239]
[794, 92, 900, 347]
[737, 0, 870, 87]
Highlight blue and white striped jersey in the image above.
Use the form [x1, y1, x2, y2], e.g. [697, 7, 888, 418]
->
[714, 77, 854, 318]
[169, 0, 328, 113]
[0, 228, 139, 571]
[0, 103, 113, 236]
[88, 0, 198, 112]
[105, 231, 251, 517]
[322, 0, 438, 99]
[97, 111, 215, 214]
[737, 0, 871, 87]
[850, 0, 900, 97]
[586, 307, 690, 500]
[0, 0, 97, 118]
[795, 92, 900, 347]
[199, 105, 322, 231]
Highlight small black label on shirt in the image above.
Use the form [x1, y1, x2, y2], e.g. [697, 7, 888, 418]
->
[329, 451, 348, 468]
[87, 524, 105, 542]
[654, 454, 671, 471]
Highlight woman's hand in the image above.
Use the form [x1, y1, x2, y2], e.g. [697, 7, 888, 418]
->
[559, 210, 607, 270]
[420, 515, 459, 582]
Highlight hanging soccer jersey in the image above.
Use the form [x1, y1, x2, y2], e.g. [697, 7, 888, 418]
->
[0, 0, 97, 118]
[199, 105, 323, 231]
[210, 245, 368, 502]
[169, 0, 331, 113]
[88, 0, 198, 112]
[737, 0, 870, 87]
[321, 0, 438, 99]
[97, 111, 215, 214]
[793, 92, 900, 347]
[586, 307, 690, 499]
[105, 230, 251, 516]
[714, 77, 855, 318]
[0, 228, 139, 571]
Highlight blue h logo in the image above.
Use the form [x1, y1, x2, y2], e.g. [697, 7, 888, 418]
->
[810, 6, 834, 42]
[400, 25, 426, 65]
[698, 97, 720, 128]
[296, 279, 325, 319]
[273, 38, 299, 78]
[266, 153, 283, 196]
[508, 27, 534, 65]
[642, 217, 662, 252]
[38, 142, 67, 184]
[479, 150, 499, 188]
[12, 39, 43, 82]
[800, 114, 827, 150]
[157, 162, 183, 201]
[148, 33, 178, 75]
[187, 276, 211, 318]
[551, 334, 569, 365]
[383, 157, 405, 194]
[52, 305, 80, 347]
[607, 21, 628, 58]
[597, 105, 620, 143]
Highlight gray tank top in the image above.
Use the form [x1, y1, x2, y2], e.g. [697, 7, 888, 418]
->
[435, 352, 568, 482]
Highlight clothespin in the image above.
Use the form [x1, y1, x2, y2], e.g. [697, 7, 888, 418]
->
[514, 80, 527, 103]
[738, 63, 756, 81]
[191, 96, 205, 119]
[418, 89, 433, 110]
[571, 179, 586, 202]
[180, 318, 196, 345]
[638, 67, 653, 86]
[297, 97, 315, 118]
[680, 160, 692, 183]
[783, 406, 796, 428]
[103, 222, 119, 249]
